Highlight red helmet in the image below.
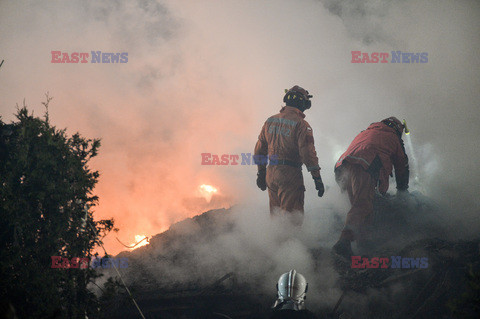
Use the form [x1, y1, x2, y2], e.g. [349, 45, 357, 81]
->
[381, 116, 405, 136]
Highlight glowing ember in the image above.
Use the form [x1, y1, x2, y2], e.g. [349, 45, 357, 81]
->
[198, 184, 218, 202]
[131, 235, 149, 248]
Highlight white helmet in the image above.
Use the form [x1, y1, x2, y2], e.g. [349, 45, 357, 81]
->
[273, 269, 308, 311]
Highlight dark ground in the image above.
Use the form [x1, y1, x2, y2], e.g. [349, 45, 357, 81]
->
[98, 193, 480, 319]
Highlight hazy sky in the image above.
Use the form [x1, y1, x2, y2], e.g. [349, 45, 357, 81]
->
[1, 0, 479, 254]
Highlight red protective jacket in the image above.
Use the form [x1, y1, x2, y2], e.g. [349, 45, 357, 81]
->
[254, 106, 321, 176]
[335, 122, 409, 194]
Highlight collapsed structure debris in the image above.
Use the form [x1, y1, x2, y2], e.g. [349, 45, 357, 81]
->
[330, 192, 480, 318]
[97, 194, 480, 319]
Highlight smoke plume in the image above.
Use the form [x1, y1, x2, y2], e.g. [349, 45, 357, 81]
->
[0, 0, 479, 286]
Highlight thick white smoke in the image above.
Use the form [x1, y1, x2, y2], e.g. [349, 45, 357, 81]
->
[107, 205, 344, 310]
[1, 0, 479, 313]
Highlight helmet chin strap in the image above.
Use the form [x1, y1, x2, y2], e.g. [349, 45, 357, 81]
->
[286, 98, 310, 112]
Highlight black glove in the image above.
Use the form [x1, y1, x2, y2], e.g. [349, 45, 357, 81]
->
[256, 170, 267, 191]
[313, 175, 324, 197]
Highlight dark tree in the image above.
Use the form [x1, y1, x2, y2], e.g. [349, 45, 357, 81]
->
[0, 98, 115, 318]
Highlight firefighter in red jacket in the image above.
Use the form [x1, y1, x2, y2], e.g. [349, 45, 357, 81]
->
[254, 86, 324, 225]
[332, 117, 409, 257]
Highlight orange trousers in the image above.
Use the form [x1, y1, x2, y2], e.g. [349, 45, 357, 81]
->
[335, 161, 376, 241]
[266, 165, 305, 225]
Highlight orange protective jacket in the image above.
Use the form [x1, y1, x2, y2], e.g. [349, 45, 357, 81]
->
[335, 122, 409, 194]
[254, 106, 320, 176]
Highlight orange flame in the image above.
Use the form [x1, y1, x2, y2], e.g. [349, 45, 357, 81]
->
[130, 235, 149, 249]
[198, 184, 218, 202]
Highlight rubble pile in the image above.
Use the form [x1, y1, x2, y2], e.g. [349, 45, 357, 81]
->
[99, 194, 480, 318]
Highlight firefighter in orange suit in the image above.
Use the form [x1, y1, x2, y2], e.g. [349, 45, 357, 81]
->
[332, 117, 409, 257]
[254, 86, 324, 225]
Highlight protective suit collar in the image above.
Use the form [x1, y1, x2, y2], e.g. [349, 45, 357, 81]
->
[280, 106, 306, 119]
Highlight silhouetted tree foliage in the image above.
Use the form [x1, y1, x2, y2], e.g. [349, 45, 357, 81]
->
[0, 99, 115, 318]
